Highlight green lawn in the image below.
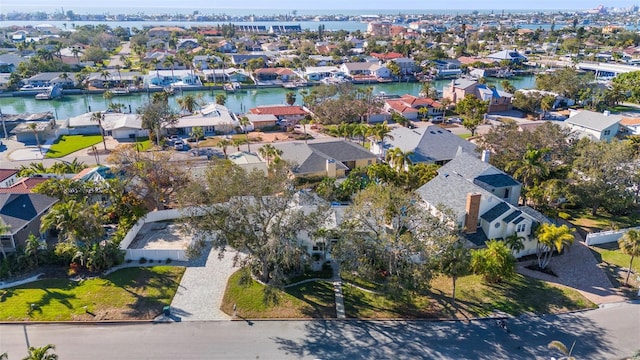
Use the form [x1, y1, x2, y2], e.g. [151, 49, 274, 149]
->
[45, 135, 104, 158]
[343, 274, 595, 319]
[590, 242, 640, 290]
[609, 105, 640, 113]
[458, 133, 472, 139]
[562, 208, 640, 234]
[134, 136, 153, 151]
[0, 266, 185, 321]
[221, 269, 335, 318]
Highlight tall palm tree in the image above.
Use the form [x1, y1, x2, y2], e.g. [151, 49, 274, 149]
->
[22, 344, 58, 360]
[238, 116, 252, 152]
[258, 144, 282, 167]
[27, 123, 42, 155]
[71, 48, 81, 63]
[90, 112, 108, 151]
[299, 117, 311, 144]
[100, 70, 111, 88]
[190, 126, 204, 153]
[619, 229, 640, 286]
[163, 56, 176, 86]
[371, 121, 393, 158]
[285, 91, 296, 106]
[176, 94, 199, 114]
[218, 139, 231, 159]
[505, 146, 550, 204]
[40, 200, 85, 244]
[102, 90, 113, 106]
[535, 223, 575, 269]
[504, 232, 526, 255]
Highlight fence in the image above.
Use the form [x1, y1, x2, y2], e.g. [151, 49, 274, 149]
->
[585, 226, 640, 246]
[120, 208, 195, 262]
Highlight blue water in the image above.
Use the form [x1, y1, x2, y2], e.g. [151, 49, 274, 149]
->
[0, 76, 535, 120]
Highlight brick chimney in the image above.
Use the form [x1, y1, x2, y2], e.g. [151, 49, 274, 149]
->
[464, 193, 481, 234]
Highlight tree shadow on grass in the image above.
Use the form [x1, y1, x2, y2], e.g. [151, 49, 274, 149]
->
[285, 281, 335, 318]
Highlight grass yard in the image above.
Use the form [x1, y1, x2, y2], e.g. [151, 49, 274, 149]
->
[134, 136, 153, 151]
[45, 135, 104, 158]
[221, 270, 335, 318]
[609, 105, 639, 113]
[458, 133, 472, 139]
[343, 274, 595, 319]
[561, 209, 640, 234]
[590, 242, 640, 291]
[0, 266, 185, 321]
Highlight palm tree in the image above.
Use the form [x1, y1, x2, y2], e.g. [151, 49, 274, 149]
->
[22, 344, 58, 360]
[0, 220, 11, 260]
[371, 121, 393, 158]
[505, 146, 550, 204]
[299, 117, 311, 144]
[535, 223, 575, 269]
[238, 116, 252, 152]
[285, 91, 296, 106]
[548, 340, 576, 360]
[71, 48, 81, 63]
[102, 90, 113, 105]
[215, 94, 226, 106]
[100, 70, 111, 88]
[354, 123, 370, 147]
[385, 147, 413, 172]
[90, 112, 108, 151]
[504, 232, 526, 255]
[163, 55, 176, 85]
[218, 139, 231, 159]
[27, 123, 42, 155]
[258, 144, 282, 167]
[24, 234, 41, 268]
[190, 126, 204, 152]
[619, 229, 640, 286]
[40, 200, 84, 244]
[177, 94, 199, 114]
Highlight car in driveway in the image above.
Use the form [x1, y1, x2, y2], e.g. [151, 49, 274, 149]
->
[174, 140, 186, 150]
[447, 117, 463, 124]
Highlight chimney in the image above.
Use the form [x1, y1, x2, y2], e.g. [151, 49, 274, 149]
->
[326, 159, 337, 178]
[464, 193, 481, 234]
[481, 150, 491, 163]
[603, 110, 610, 116]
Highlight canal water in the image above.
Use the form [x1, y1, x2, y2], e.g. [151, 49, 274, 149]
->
[0, 75, 535, 120]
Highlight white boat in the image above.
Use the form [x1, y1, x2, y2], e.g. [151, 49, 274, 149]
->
[35, 92, 52, 100]
[224, 82, 241, 93]
[111, 88, 130, 95]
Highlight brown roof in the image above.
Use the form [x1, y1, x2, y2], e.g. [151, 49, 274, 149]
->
[254, 68, 296, 76]
[0, 177, 48, 194]
[370, 52, 404, 60]
[0, 169, 18, 182]
[620, 117, 640, 126]
[250, 106, 309, 116]
[386, 100, 419, 114]
[400, 94, 442, 108]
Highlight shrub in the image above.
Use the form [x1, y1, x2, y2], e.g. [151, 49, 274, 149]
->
[558, 212, 571, 220]
[470, 240, 516, 283]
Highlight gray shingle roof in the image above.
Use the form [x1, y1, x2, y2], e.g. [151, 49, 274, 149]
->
[475, 173, 519, 188]
[464, 227, 489, 246]
[480, 202, 510, 222]
[503, 210, 522, 223]
[0, 193, 57, 235]
[386, 126, 477, 163]
[513, 216, 525, 224]
[437, 151, 493, 180]
[566, 110, 622, 132]
[273, 140, 376, 175]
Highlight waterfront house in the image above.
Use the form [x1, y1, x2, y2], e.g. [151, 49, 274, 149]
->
[389, 57, 418, 75]
[620, 117, 640, 136]
[23, 72, 75, 88]
[243, 114, 278, 130]
[63, 112, 148, 139]
[145, 70, 201, 88]
[0, 193, 58, 253]
[384, 94, 444, 120]
[202, 68, 249, 83]
[340, 62, 391, 80]
[171, 103, 239, 135]
[303, 66, 346, 81]
[11, 121, 51, 144]
[487, 49, 528, 64]
[416, 151, 545, 258]
[253, 67, 299, 84]
[272, 139, 376, 179]
[432, 59, 463, 79]
[230, 54, 269, 66]
[370, 126, 477, 165]
[249, 105, 310, 123]
[147, 26, 186, 40]
[86, 71, 143, 89]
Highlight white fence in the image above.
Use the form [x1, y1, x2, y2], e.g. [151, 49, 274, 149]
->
[121, 208, 194, 262]
[585, 226, 640, 246]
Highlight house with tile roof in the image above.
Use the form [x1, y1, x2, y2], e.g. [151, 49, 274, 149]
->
[0, 177, 49, 194]
[617, 117, 640, 136]
[564, 110, 622, 142]
[0, 169, 20, 188]
[416, 151, 546, 257]
[384, 94, 444, 120]
[370, 126, 477, 165]
[172, 104, 239, 135]
[272, 139, 376, 178]
[0, 193, 58, 253]
[249, 105, 310, 123]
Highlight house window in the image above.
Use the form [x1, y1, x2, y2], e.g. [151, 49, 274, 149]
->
[516, 223, 526, 233]
[603, 130, 611, 136]
[504, 188, 510, 199]
[312, 242, 325, 252]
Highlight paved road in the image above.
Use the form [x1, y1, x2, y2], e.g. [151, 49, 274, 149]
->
[1, 302, 638, 359]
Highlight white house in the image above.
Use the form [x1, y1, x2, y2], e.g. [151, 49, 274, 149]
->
[63, 112, 148, 139]
[416, 151, 548, 258]
[171, 103, 238, 135]
[340, 62, 391, 79]
[145, 70, 201, 88]
[564, 110, 622, 142]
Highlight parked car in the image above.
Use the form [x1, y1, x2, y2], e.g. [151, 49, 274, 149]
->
[431, 116, 445, 123]
[174, 140, 185, 150]
[447, 117, 463, 124]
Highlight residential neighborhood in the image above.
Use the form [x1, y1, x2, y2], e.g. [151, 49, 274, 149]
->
[1, 3, 640, 359]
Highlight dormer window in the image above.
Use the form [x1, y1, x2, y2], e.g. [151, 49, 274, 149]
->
[516, 223, 526, 233]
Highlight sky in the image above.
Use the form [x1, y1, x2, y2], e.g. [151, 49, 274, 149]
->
[0, 0, 635, 12]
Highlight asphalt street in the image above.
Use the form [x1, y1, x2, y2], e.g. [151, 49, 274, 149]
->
[1, 302, 638, 359]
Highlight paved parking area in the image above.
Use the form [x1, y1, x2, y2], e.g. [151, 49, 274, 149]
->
[165, 244, 242, 321]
